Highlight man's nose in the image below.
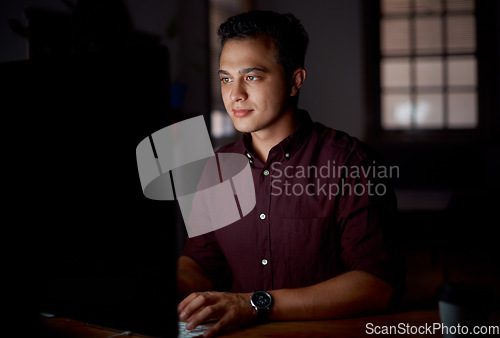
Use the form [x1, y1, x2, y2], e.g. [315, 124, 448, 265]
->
[230, 81, 248, 102]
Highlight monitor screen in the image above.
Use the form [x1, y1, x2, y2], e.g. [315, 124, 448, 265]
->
[4, 46, 179, 336]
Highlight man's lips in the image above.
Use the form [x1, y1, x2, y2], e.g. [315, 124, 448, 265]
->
[233, 109, 253, 118]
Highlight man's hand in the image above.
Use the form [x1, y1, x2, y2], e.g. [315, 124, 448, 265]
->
[177, 291, 257, 337]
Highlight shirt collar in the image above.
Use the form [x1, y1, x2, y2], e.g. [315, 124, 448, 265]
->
[242, 109, 314, 163]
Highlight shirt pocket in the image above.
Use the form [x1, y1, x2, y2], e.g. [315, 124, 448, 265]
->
[282, 217, 338, 288]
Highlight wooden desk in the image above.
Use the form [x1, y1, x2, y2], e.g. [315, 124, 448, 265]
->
[39, 310, 499, 337]
[219, 310, 441, 337]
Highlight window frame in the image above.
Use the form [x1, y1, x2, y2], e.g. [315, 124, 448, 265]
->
[362, 0, 498, 145]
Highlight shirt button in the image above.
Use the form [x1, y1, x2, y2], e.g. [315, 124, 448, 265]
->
[246, 152, 252, 159]
[263, 169, 270, 176]
[261, 259, 268, 265]
[259, 213, 266, 220]
[284, 152, 290, 158]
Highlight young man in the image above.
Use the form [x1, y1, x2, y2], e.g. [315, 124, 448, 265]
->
[177, 10, 405, 337]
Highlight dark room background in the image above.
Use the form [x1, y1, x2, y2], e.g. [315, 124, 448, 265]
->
[2, 0, 499, 314]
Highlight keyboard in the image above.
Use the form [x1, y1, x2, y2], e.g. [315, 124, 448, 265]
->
[178, 321, 211, 337]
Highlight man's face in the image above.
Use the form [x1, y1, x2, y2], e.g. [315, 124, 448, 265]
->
[219, 36, 291, 134]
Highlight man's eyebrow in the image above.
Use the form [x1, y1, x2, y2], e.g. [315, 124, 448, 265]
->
[239, 67, 266, 74]
[218, 67, 267, 76]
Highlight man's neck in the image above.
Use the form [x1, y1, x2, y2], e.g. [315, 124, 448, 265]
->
[250, 108, 299, 163]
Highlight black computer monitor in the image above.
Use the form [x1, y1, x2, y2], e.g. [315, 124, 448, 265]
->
[3, 45, 180, 337]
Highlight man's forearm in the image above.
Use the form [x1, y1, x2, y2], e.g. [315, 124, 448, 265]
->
[267, 270, 395, 321]
[177, 256, 214, 300]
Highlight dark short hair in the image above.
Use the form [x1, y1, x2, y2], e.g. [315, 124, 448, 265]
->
[218, 10, 309, 82]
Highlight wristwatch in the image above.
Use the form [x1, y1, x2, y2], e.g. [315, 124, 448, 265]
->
[250, 290, 273, 322]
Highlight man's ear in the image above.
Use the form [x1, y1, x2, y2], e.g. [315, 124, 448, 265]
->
[290, 68, 306, 97]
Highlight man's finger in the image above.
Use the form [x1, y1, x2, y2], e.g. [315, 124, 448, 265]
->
[180, 292, 214, 320]
[177, 292, 198, 314]
[186, 303, 222, 330]
[178, 291, 208, 313]
[202, 311, 234, 338]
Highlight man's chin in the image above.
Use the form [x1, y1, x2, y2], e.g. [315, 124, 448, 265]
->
[232, 120, 256, 134]
[234, 126, 253, 134]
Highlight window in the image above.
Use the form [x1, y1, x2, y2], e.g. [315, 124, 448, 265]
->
[364, 0, 497, 143]
[381, 0, 477, 130]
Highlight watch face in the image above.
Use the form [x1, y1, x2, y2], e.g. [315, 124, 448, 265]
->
[252, 291, 271, 308]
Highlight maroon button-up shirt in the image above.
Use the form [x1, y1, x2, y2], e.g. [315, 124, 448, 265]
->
[183, 110, 405, 294]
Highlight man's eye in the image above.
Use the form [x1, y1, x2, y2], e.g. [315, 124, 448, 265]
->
[247, 76, 259, 81]
[220, 78, 232, 84]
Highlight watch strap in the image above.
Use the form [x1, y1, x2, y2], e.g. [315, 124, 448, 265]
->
[256, 306, 270, 322]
